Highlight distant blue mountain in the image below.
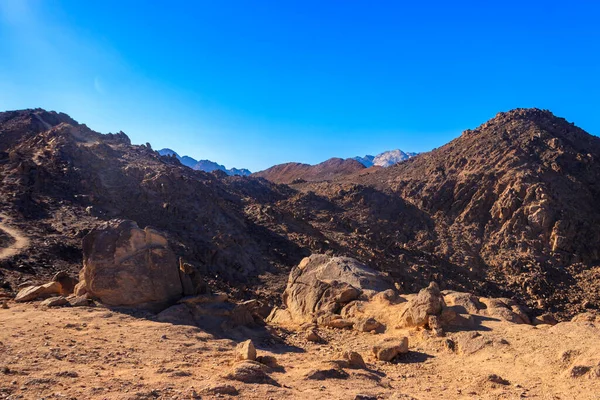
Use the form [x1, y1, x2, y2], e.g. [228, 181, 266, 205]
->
[158, 148, 251, 176]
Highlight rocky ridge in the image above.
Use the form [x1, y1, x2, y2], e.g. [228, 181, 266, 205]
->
[252, 158, 366, 184]
[158, 148, 251, 176]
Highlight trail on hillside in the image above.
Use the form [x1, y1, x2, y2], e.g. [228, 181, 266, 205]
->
[0, 213, 29, 260]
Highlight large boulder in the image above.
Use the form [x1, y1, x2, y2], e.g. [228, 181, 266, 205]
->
[76, 220, 183, 310]
[397, 282, 445, 328]
[280, 254, 393, 323]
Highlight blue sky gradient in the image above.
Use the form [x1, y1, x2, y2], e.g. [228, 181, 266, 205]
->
[1, 1, 599, 171]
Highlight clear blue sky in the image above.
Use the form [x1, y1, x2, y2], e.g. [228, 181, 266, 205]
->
[1, 1, 599, 171]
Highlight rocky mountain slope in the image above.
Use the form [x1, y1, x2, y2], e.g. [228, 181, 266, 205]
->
[0, 109, 302, 291]
[1, 108, 599, 319]
[158, 148, 251, 176]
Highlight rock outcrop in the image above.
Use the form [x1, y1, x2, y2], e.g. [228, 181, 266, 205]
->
[273, 254, 394, 324]
[76, 220, 183, 310]
[397, 282, 445, 328]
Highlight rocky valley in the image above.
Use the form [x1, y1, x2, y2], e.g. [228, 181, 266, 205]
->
[1, 107, 599, 399]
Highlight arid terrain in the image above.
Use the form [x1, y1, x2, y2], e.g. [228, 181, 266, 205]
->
[2, 296, 599, 399]
[1, 108, 600, 399]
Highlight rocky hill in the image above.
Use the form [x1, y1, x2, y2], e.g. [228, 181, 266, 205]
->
[278, 109, 600, 316]
[158, 148, 251, 176]
[1, 108, 599, 319]
[252, 158, 366, 184]
[0, 109, 303, 292]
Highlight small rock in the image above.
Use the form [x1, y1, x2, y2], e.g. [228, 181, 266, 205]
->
[1, 301, 8, 309]
[372, 337, 409, 362]
[56, 371, 79, 378]
[41, 296, 69, 308]
[355, 317, 383, 333]
[256, 355, 278, 368]
[338, 350, 366, 369]
[202, 384, 239, 396]
[428, 315, 444, 337]
[487, 374, 510, 385]
[305, 329, 322, 343]
[235, 339, 256, 362]
[355, 395, 378, 400]
[533, 313, 558, 326]
[226, 361, 278, 385]
[570, 365, 591, 378]
[69, 295, 93, 307]
[305, 364, 350, 380]
[317, 314, 354, 329]
[443, 338, 456, 352]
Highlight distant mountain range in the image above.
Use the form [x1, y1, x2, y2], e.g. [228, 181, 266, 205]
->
[254, 149, 418, 184]
[158, 148, 251, 176]
[353, 149, 418, 167]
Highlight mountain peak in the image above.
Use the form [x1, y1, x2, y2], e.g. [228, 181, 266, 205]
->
[354, 149, 417, 168]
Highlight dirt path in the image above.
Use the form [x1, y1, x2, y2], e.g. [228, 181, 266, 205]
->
[0, 213, 29, 260]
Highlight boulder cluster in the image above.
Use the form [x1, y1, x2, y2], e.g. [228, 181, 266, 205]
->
[13, 220, 562, 370]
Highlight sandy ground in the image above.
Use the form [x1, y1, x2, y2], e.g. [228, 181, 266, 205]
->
[1, 303, 599, 400]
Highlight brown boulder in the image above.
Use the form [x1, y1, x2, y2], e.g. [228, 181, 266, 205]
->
[442, 291, 484, 314]
[201, 384, 239, 396]
[355, 317, 383, 333]
[336, 350, 367, 369]
[533, 313, 558, 326]
[15, 281, 61, 302]
[235, 339, 257, 362]
[305, 328, 322, 343]
[398, 282, 445, 328]
[281, 254, 393, 323]
[479, 297, 529, 324]
[317, 314, 354, 329]
[78, 220, 183, 310]
[226, 361, 278, 385]
[372, 337, 409, 361]
[52, 271, 77, 296]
